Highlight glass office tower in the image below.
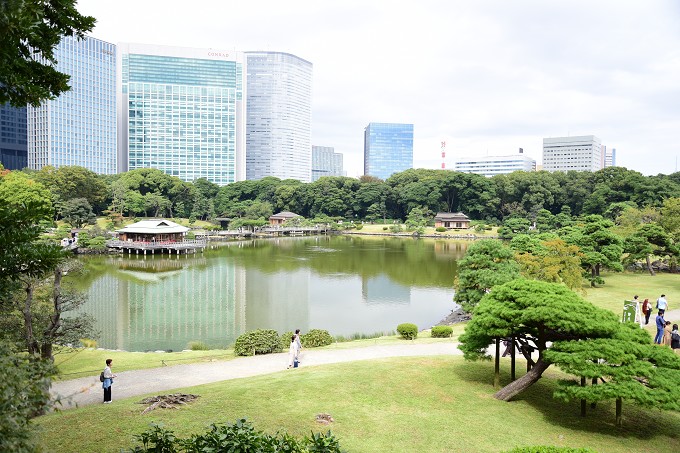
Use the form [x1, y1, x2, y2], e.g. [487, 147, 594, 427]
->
[0, 104, 27, 170]
[245, 52, 312, 182]
[363, 123, 413, 180]
[118, 43, 246, 185]
[28, 35, 117, 173]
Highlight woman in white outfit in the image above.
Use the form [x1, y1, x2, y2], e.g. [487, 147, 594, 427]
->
[288, 335, 300, 369]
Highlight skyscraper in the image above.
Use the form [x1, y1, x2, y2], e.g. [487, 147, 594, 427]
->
[363, 123, 413, 180]
[542, 135, 602, 172]
[312, 145, 344, 181]
[245, 52, 312, 182]
[118, 43, 246, 185]
[28, 35, 117, 173]
[604, 147, 616, 168]
[0, 104, 27, 170]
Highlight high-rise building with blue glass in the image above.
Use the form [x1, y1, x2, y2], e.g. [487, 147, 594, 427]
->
[312, 145, 344, 181]
[118, 43, 246, 185]
[245, 52, 312, 182]
[0, 104, 27, 170]
[363, 123, 413, 180]
[28, 35, 117, 173]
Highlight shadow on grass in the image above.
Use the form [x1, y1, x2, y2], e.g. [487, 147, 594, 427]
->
[451, 358, 680, 442]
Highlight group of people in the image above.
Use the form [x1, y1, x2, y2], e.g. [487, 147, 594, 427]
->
[636, 294, 680, 351]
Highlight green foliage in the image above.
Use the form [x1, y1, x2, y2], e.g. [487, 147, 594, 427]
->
[0, 0, 96, 107]
[382, 226, 388, 231]
[503, 447, 596, 453]
[430, 325, 453, 338]
[397, 323, 418, 340]
[187, 341, 210, 351]
[301, 329, 333, 348]
[389, 224, 403, 233]
[126, 419, 343, 453]
[279, 331, 295, 351]
[354, 223, 363, 230]
[435, 226, 447, 232]
[454, 239, 521, 312]
[234, 329, 281, 356]
[0, 342, 57, 453]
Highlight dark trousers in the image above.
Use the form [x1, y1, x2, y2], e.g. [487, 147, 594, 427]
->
[645, 310, 651, 325]
[104, 386, 112, 402]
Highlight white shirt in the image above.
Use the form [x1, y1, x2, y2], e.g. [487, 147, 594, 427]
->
[657, 297, 668, 311]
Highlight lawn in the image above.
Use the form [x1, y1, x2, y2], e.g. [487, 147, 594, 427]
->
[37, 357, 680, 453]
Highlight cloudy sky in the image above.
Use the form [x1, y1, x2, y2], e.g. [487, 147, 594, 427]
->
[78, 0, 680, 177]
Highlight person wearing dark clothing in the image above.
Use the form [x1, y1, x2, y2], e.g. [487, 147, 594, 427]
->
[671, 324, 680, 353]
[642, 298, 652, 325]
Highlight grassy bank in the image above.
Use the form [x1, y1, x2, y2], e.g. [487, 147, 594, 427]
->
[38, 357, 680, 453]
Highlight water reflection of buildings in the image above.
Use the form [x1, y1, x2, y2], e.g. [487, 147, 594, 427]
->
[245, 268, 310, 332]
[361, 274, 411, 305]
[82, 256, 246, 351]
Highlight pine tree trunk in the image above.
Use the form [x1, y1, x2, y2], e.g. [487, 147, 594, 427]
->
[494, 358, 551, 401]
[646, 255, 655, 276]
[23, 283, 39, 355]
[494, 338, 500, 389]
[41, 267, 63, 361]
[616, 397, 622, 427]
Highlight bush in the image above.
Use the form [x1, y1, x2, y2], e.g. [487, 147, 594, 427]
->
[86, 236, 107, 250]
[354, 224, 363, 230]
[382, 226, 388, 231]
[301, 329, 333, 348]
[431, 325, 453, 338]
[397, 323, 418, 340]
[187, 341, 210, 351]
[279, 331, 294, 351]
[234, 329, 280, 356]
[503, 448, 596, 453]
[128, 419, 344, 452]
[435, 226, 447, 232]
[389, 224, 403, 233]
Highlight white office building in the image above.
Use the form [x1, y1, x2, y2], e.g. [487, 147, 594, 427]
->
[245, 52, 312, 182]
[28, 35, 117, 173]
[542, 135, 602, 172]
[312, 145, 344, 181]
[454, 152, 536, 177]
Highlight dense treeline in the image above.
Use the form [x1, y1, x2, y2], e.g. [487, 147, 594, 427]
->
[13, 165, 680, 224]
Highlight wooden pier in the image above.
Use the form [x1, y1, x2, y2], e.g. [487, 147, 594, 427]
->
[106, 239, 207, 255]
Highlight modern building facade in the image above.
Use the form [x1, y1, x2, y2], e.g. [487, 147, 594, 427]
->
[363, 122, 413, 180]
[312, 145, 344, 181]
[455, 151, 536, 177]
[118, 43, 246, 185]
[27, 35, 117, 173]
[245, 52, 312, 182]
[542, 135, 602, 172]
[0, 104, 27, 170]
[604, 147, 616, 168]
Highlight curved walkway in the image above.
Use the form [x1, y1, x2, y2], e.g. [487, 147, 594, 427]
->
[50, 342, 462, 409]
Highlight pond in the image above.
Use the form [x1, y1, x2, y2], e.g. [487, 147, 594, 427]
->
[72, 235, 469, 351]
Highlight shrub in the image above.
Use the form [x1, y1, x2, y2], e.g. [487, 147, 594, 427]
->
[234, 329, 280, 356]
[397, 323, 418, 340]
[354, 224, 363, 230]
[279, 331, 294, 351]
[389, 224, 403, 233]
[431, 325, 453, 338]
[80, 338, 97, 348]
[382, 226, 388, 231]
[187, 341, 210, 351]
[435, 226, 447, 232]
[301, 329, 333, 348]
[86, 236, 107, 250]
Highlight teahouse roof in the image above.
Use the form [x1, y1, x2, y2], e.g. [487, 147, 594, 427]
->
[434, 212, 470, 221]
[269, 211, 300, 219]
[117, 219, 189, 235]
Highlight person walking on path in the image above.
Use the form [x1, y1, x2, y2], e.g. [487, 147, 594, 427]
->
[294, 329, 302, 364]
[671, 324, 680, 354]
[655, 311, 666, 344]
[102, 358, 117, 403]
[642, 298, 652, 325]
[287, 335, 300, 369]
[656, 294, 668, 313]
[662, 321, 672, 346]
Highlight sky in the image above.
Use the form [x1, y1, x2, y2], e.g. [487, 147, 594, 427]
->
[77, 0, 680, 178]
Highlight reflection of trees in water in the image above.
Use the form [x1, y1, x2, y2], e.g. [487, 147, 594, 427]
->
[220, 236, 465, 288]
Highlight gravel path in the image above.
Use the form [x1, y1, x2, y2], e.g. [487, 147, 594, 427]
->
[50, 342, 462, 409]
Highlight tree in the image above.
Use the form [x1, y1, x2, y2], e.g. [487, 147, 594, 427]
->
[0, 341, 57, 452]
[512, 237, 584, 290]
[623, 223, 675, 275]
[454, 240, 521, 312]
[546, 323, 680, 425]
[33, 166, 107, 214]
[61, 197, 95, 228]
[458, 279, 621, 401]
[0, 0, 96, 107]
[405, 206, 428, 234]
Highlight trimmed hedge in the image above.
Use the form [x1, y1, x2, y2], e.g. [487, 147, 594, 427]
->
[234, 329, 280, 356]
[435, 226, 447, 232]
[431, 325, 453, 338]
[302, 329, 333, 347]
[279, 331, 295, 351]
[397, 323, 418, 340]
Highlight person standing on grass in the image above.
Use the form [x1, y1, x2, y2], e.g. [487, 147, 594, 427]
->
[288, 335, 300, 369]
[655, 311, 666, 345]
[662, 321, 673, 346]
[102, 358, 117, 403]
[671, 324, 680, 354]
[642, 298, 652, 325]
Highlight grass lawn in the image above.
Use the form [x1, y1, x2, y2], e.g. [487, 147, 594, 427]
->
[37, 357, 680, 453]
[350, 222, 498, 237]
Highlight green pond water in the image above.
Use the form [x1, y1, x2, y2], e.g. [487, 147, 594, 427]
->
[72, 235, 468, 352]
